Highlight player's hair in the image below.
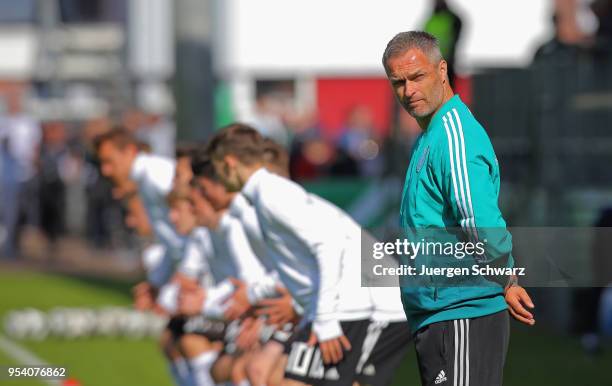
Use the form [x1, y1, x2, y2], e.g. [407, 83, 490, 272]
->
[175, 143, 198, 159]
[166, 185, 192, 206]
[93, 127, 137, 153]
[191, 150, 217, 180]
[137, 141, 152, 153]
[382, 31, 443, 71]
[262, 138, 290, 177]
[205, 123, 265, 166]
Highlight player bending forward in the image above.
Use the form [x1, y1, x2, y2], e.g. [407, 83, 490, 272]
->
[205, 124, 415, 386]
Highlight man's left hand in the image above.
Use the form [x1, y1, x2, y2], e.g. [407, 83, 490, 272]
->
[505, 285, 535, 326]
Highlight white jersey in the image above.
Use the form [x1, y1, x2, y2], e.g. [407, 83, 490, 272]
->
[176, 227, 229, 319]
[229, 194, 283, 304]
[241, 168, 373, 341]
[177, 227, 214, 287]
[308, 196, 406, 323]
[141, 243, 180, 313]
[130, 153, 186, 264]
[209, 212, 268, 286]
[141, 243, 172, 288]
[176, 216, 269, 319]
[232, 182, 405, 324]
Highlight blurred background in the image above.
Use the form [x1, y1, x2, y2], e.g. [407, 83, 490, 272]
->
[1, 0, 612, 385]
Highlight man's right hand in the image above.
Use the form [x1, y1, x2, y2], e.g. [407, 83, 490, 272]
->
[307, 332, 351, 365]
[132, 281, 156, 311]
[255, 286, 298, 325]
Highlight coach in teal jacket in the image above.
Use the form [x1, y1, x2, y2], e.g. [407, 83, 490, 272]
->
[384, 31, 534, 386]
[398, 91, 514, 331]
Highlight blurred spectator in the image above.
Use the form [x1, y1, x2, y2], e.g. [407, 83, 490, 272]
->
[337, 105, 383, 177]
[0, 90, 41, 258]
[123, 107, 175, 158]
[573, 208, 612, 355]
[550, 0, 598, 47]
[82, 117, 122, 248]
[382, 109, 422, 177]
[38, 121, 69, 245]
[423, 0, 463, 87]
[133, 82, 176, 158]
[534, 13, 582, 61]
[591, 0, 612, 43]
[248, 80, 296, 148]
[289, 112, 329, 179]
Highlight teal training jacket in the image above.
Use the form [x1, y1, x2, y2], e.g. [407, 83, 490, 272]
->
[399, 94, 514, 332]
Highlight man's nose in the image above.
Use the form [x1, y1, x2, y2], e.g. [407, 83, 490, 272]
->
[101, 164, 112, 176]
[404, 80, 417, 98]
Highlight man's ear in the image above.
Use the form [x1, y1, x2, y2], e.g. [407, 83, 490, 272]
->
[439, 60, 448, 83]
[127, 143, 140, 156]
[224, 154, 238, 169]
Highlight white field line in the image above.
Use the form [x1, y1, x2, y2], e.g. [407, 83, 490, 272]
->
[0, 334, 60, 386]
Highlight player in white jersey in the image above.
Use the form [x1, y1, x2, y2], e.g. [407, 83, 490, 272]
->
[204, 124, 379, 386]
[219, 135, 412, 386]
[96, 132, 195, 386]
[122, 191, 194, 386]
[176, 166, 277, 386]
[191, 146, 301, 386]
[96, 128, 185, 274]
[165, 187, 228, 386]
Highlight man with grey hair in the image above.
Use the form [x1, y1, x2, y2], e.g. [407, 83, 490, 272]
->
[383, 31, 535, 386]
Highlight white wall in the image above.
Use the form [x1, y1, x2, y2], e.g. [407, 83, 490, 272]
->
[214, 0, 554, 77]
[0, 27, 37, 79]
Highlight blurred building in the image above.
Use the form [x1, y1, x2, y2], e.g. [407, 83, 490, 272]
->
[0, 0, 174, 123]
[212, 0, 555, 141]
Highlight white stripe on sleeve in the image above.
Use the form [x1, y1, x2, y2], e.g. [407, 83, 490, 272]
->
[443, 117, 470, 235]
[452, 108, 479, 241]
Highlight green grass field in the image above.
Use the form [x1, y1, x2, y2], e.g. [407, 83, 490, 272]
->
[0, 270, 610, 386]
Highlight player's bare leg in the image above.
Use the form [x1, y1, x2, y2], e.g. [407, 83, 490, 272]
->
[232, 352, 255, 386]
[269, 354, 288, 386]
[211, 353, 236, 383]
[246, 341, 285, 386]
[281, 378, 310, 386]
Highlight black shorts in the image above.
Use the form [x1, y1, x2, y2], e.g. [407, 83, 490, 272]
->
[167, 316, 187, 339]
[354, 321, 412, 386]
[167, 315, 227, 341]
[221, 320, 242, 355]
[284, 319, 369, 386]
[414, 311, 509, 386]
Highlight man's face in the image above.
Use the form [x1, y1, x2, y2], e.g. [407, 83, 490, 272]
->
[98, 141, 137, 185]
[168, 199, 197, 235]
[386, 48, 447, 119]
[174, 156, 193, 190]
[125, 196, 152, 237]
[190, 188, 218, 228]
[212, 155, 243, 193]
[195, 176, 231, 211]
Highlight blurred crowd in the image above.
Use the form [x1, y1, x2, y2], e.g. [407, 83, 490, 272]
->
[3, 0, 612, 262]
[0, 83, 425, 259]
[0, 86, 178, 258]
